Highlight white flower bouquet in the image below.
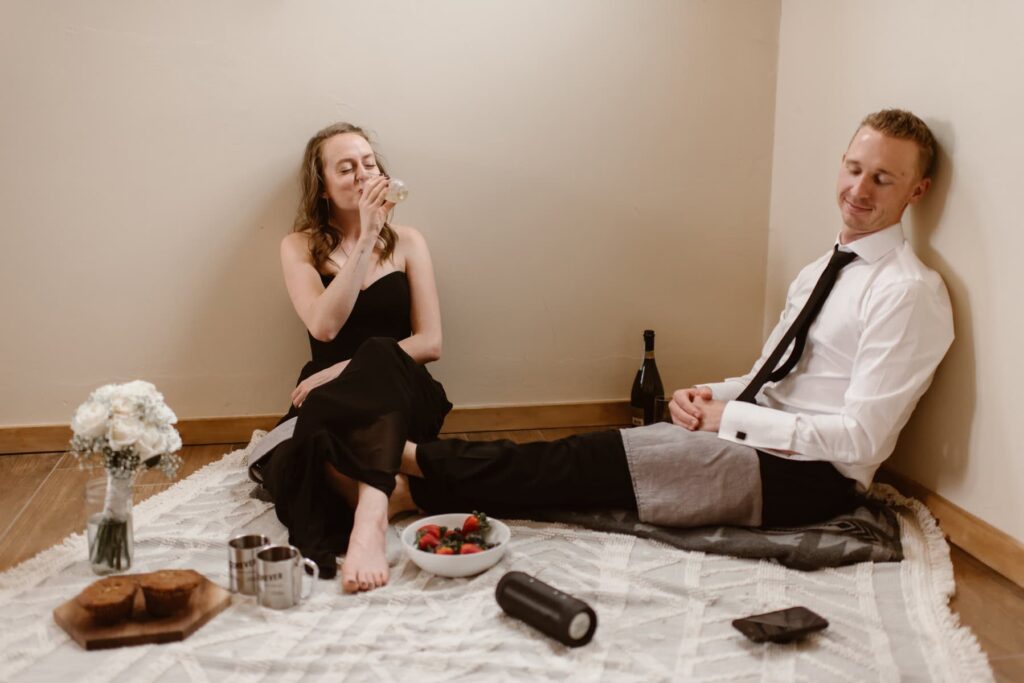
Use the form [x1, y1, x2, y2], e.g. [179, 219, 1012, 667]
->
[69, 380, 183, 573]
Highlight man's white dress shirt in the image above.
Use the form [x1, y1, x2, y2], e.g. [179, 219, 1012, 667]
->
[702, 223, 953, 491]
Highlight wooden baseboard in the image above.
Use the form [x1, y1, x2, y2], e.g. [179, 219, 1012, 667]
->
[0, 424, 74, 456]
[175, 416, 282, 446]
[877, 468, 1024, 589]
[0, 400, 632, 455]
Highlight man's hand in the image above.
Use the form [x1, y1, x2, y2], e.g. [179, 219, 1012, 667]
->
[669, 386, 713, 430]
[692, 396, 726, 432]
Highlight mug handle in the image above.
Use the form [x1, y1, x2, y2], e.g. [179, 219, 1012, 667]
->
[300, 558, 319, 600]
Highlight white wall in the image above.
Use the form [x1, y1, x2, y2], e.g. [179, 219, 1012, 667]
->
[768, 0, 1024, 542]
[0, 1, 780, 422]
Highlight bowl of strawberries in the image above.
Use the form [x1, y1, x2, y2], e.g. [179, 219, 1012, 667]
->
[401, 511, 511, 578]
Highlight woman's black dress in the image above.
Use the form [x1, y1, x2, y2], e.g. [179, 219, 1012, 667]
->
[261, 271, 451, 576]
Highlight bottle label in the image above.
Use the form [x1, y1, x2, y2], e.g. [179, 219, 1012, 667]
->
[630, 405, 645, 427]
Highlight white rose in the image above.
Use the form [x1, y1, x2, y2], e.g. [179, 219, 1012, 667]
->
[91, 384, 116, 403]
[134, 426, 165, 458]
[165, 428, 182, 454]
[108, 414, 144, 450]
[123, 380, 159, 400]
[153, 403, 177, 426]
[109, 395, 137, 417]
[71, 401, 108, 439]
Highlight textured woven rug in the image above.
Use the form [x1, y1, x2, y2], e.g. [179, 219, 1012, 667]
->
[0, 437, 993, 682]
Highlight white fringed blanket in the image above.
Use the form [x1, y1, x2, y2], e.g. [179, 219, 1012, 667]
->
[0, 436, 994, 682]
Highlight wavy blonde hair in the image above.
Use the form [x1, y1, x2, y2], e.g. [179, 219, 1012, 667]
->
[293, 122, 398, 270]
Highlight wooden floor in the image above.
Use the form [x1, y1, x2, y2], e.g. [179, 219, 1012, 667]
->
[1, 430, 1022, 681]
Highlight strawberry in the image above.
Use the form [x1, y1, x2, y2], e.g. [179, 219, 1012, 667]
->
[459, 543, 483, 554]
[417, 533, 439, 551]
[462, 515, 481, 535]
[436, 546, 455, 555]
[418, 524, 441, 539]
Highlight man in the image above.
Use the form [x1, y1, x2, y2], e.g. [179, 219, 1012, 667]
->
[346, 109, 954, 591]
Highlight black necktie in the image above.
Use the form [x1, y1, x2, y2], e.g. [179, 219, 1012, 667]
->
[736, 246, 857, 404]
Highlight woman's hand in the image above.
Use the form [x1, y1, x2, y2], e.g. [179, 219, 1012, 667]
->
[291, 360, 349, 408]
[358, 176, 396, 244]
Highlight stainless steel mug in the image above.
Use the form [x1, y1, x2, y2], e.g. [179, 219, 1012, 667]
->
[256, 544, 319, 609]
[228, 533, 270, 595]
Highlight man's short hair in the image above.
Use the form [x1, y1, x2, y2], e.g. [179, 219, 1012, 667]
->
[858, 109, 937, 180]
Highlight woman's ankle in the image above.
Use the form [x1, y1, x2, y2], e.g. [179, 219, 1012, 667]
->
[352, 484, 389, 530]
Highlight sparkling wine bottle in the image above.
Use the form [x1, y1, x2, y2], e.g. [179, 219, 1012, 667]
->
[630, 329, 665, 426]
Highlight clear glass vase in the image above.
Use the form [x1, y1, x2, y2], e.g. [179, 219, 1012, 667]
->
[85, 472, 136, 575]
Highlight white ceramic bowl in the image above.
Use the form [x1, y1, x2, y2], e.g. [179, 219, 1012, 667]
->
[401, 513, 511, 578]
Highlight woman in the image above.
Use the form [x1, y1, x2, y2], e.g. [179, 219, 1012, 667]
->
[261, 122, 450, 593]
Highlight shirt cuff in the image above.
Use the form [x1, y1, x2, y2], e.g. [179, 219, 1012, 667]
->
[718, 400, 797, 451]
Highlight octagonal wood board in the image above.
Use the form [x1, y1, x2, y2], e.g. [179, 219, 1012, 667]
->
[53, 572, 232, 650]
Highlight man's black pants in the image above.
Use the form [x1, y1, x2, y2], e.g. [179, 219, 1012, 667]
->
[408, 429, 861, 527]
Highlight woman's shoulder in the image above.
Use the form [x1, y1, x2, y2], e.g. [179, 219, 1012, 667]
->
[281, 230, 314, 263]
[392, 223, 425, 242]
[281, 230, 310, 252]
[392, 224, 429, 257]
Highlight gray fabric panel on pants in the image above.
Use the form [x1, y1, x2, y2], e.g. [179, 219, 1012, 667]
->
[620, 423, 763, 528]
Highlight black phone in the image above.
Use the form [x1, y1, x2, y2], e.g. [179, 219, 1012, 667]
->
[731, 606, 829, 643]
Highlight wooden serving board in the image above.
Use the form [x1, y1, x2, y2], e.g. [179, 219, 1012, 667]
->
[53, 572, 232, 650]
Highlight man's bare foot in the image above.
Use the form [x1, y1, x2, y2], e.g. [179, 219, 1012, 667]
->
[341, 484, 390, 593]
[388, 474, 418, 519]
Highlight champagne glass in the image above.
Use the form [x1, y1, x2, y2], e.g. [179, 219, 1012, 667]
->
[363, 174, 409, 204]
[384, 177, 409, 203]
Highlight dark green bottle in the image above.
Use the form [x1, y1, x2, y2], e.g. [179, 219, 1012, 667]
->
[630, 329, 664, 426]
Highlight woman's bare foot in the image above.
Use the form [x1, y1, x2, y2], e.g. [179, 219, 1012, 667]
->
[341, 483, 390, 593]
